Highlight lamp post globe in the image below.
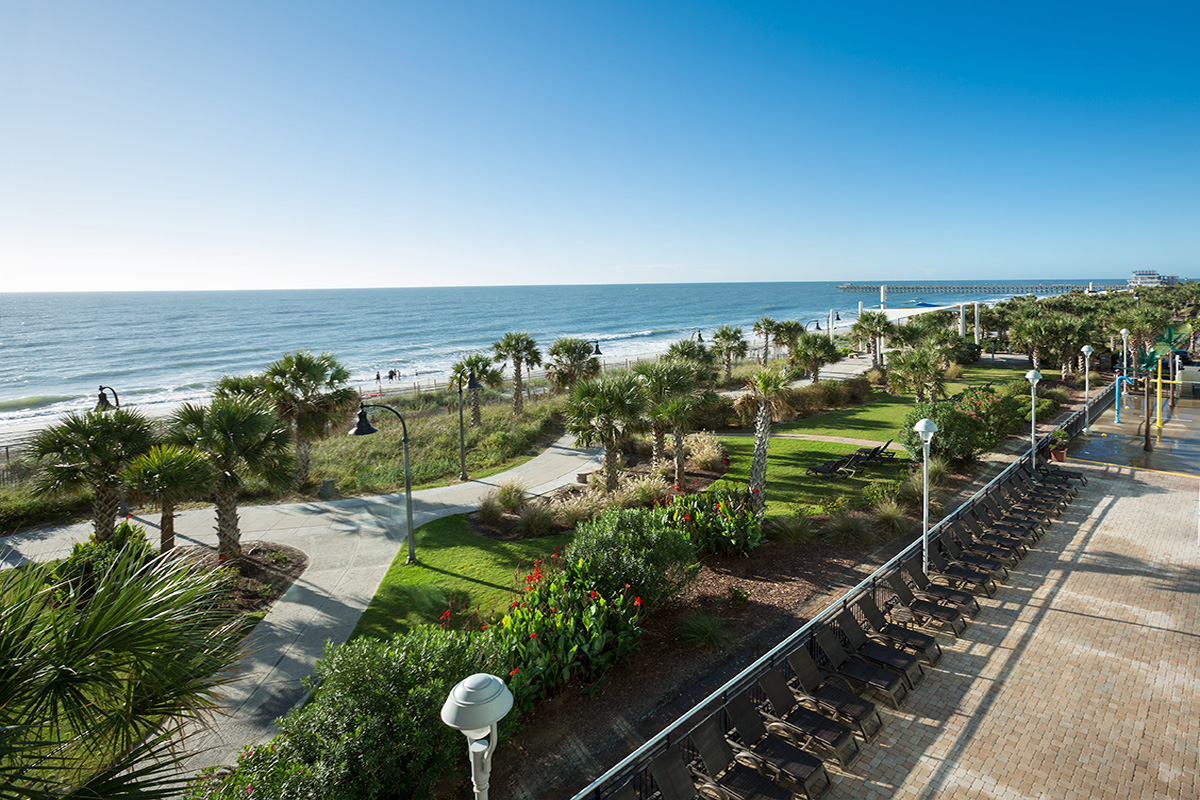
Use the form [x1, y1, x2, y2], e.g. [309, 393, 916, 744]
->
[913, 417, 938, 575]
[1025, 369, 1042, 467]
[442, 673, 515, 800]
[1120, 328, 1130, 375]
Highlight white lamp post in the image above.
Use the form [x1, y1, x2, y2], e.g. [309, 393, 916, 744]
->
[1081, 345, 1095, 432]
[1120, 328, 1130, 375]
[441, 673, 514, 800]
[1026, 369, 1042, 468]
[914, 418, 938, 575]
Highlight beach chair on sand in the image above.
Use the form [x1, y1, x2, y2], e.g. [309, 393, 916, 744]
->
[758, 668, 862, 768]
[834, 610, 926, 690]
[903, 557, 980, 618]
[885, 571, 968, 636]
[723, 693, 834, 800]
[854, 595, 943, 665]
[785, 647, 885, 742]
[813, 627, 911, 709]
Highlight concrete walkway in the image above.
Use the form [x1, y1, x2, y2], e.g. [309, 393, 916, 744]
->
[0, 433, 602, 771]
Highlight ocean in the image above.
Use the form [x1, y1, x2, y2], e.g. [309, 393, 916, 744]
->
[0, 280, 1120, 442]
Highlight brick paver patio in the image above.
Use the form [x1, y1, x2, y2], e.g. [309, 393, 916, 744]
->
[826, 463, 1199, 800]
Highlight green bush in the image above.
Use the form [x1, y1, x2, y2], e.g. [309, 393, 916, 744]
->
[477, 492, 505, 525]
[677, 610, 733, 649]
[823, 510, 872, 544]
[517, 503, 556, 536]
[763, 514, 817, 544]
[55, 519, 154, 602]
[871, 498, 914, 539]
[955, 386, 1026, 449]
[898, 400, 988, 464]
[0, 483, 91, 533]
[495, 479, 527, 513]
[691, 393, 736, 430]
[659, 484, 763, 556]
[569, 507, 697, 610]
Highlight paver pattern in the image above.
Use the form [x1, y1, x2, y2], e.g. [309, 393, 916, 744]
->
[826, 463, 1199, 800]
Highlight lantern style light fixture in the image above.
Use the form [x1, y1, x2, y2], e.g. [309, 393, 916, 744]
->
[913, 418, 938, 574]
[349, 403, 417, 564]
[95, 385, 120, 411]
[441, 673, 515, 800]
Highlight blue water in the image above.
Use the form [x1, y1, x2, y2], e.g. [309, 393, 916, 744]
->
[0, 280, 1120, 437]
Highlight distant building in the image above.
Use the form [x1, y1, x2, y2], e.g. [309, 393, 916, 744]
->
[1128, 270, 1180, 287]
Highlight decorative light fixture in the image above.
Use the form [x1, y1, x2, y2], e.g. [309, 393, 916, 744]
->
[1081, 345, 1095, 432]
[441, 673, 515, 800]
[1120, 328, 1130, 375]
[1025, 369, 1042, 467]
[914, 418, 938, 574]
[349, 403, 417, 564]
[95, 385, 120, 412]
[590, 340, 602, 355]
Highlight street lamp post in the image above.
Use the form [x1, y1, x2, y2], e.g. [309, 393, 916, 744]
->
[1026, 369, 1042, 468]
[1081, 345, 1095, 432]
[694, 329, 703, 343]
[458, 372, 483, 481]
[95, 385, 120, 411]
[441, 673, 514, 800]
[350, 403, 417, 564]
[1120, 328, 1130, 376]
[914, 418, 938, 575]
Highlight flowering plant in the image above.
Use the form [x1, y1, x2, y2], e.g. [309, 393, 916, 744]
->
[658, 483, 763, 556]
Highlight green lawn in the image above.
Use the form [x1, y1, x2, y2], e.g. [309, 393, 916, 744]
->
[351, 515, 572, 641]
[718, 436, 911, 516]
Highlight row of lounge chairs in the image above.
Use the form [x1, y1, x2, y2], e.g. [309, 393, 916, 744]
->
[633, 461, 1082, 800]
[806, 440, 895, 480]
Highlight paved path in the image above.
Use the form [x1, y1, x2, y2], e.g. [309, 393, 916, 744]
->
[826, 462, 1200, 800]
[0, 433, 602, 771]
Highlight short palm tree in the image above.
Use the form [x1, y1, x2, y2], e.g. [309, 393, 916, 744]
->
[122, 444, 214, 552]
[492, 331, 542, 414]
[665, 337, 718, 384]
[772, 319, 803, 362]
[262, 351, 358, 486]
[711, 324, 748, 383]
[451, 353, 504, 425]
[851, 311, 895, 368]
[565, 374, 646, 492]
[791, 332, 841, 382]
[753, 316, 777, 365]
[745, 369, 790, 514]
[29, 408, 155, 541]
[545, 337, 601, 393]
[168, 396, 294, 561]
[634, 360, 699, 465]
[663, 393, 701, 488]
[887, 345, 948, 402]
[213, 373, 264, 398]
[1, 544, 243, 799]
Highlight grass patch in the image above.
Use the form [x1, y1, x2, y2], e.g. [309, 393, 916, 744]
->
[351, 514, 572, 641]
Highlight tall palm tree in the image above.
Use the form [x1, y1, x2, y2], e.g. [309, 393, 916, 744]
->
[545, 337, 601, 393]
[851, 311, 895, 368]
[753, 316, 777, 365]
[492, 331, 542, 415]
[634, 360, 699, 465]
[29, 408, 155, 542]
[745, 369, 790, 514]
[262, 351, 358, 486]
[663, 394, 701, 488]
[122, 444, 214, 552]
[1, 544, 243, 800]
[711, 324, 748, 383]
[451, 353, 504, 425]
[772, 319, 804, 363]
[665, 337, 718, 384]
[1010, 312, 1051, 369]
[565, 374, 646, 492]
[887, 345, 948, 402]
[790, 332, 841, 383]
[168, 396, 294, 561]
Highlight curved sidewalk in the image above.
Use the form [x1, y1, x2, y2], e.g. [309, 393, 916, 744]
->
[0, 434, 602, 771]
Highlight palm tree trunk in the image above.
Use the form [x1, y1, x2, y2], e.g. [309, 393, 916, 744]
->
[512, 360, 524, 415]
[295, 439, 312, 487]
[91, 484, 120, 542]
[723, 356, 733, 383]
[673, 429, 686, 489]
[160, 498, 176, 552]
[214, 486, 242, 561]
[1143, 378, 1153, 452]
[471, 387, 482, 426]
[603, 439, 620, 493]
[652, 422, 666, 465]
[749, 401, 771, 514]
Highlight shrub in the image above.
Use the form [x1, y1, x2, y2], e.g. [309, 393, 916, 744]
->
[898, 400, 988, 464]
[943, 363, 964, 380]
[926, 455, 950, 487]
[517, 503, 556, 536]
[862, 479, 902, 506]
[686, 433, 727, 472]
[691, 394, 737, 430]
[956, 386, 1025, 448]
[896, 474, 941, 515]
[677, 611, 733, 649]
[495, 479, 527, 513]
[570, 507, 697, 610]
[553, 492, 601, 529]
[659, 484, 764, 556]
[611, 474, 670, 509]
[55, 519, 154, 602]
[477, 492, 505, 525]
[1042, 387, 1070, 405]
[763, 514, 817, 544]
[842, 376, 874, 404]
[864, 367, 887, 386]
[824, 510, 872, 544]
[871, 498, 914, 539]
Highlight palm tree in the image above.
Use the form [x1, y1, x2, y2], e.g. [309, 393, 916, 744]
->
[634, 360, 699, 465]
[545, 337, 601, 393]
[451, 353, 504, 425]
[753, 316, 777, 365]
[1, 544, 243, 799]
[665, 337, 718, 384]
[790, 332, 841, 383]
[262, 351, 358, 486]
[663, 394, 701, 488]
[123, 444, 214, 552]
[772, 319, 804, 363]
[1010, 312, 1051, 369]
[492, 331, 542, 415]
[29, 408, 155, 542]
[887, 345, 948, 402]
[168, 396, 294, 561]
[565, 374, 646, 492]
[745, 369, 790, 514]
[711, 324, 748, 383]
[213, 373, 264, 398]
[851, 311, 895, 368]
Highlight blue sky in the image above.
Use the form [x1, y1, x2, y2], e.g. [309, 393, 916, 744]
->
[2, 1, 1197, 291]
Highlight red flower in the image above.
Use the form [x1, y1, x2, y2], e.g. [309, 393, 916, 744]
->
[511, 601, 519, 608]
[751, 489, 759, 494]
[590, 590, 599, 599]
[510, 667, 519, 676]
[634, 597, 642, 606]
[530, 632, 538, 639]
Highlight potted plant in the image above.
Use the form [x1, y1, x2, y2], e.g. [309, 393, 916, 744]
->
[1049, 428, 1070, 462]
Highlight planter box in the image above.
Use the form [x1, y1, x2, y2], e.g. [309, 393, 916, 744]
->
[1049, 449, 1067, 463]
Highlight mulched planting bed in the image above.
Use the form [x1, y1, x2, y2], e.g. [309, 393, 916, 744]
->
[177, 540, 308, 616]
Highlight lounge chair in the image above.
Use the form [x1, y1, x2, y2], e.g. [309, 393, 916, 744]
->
[691, 716, 806, 800]
[962, 512, 1034, 554]
[885, 571, 968, 636]
[758, 667, 862, 768]
[854, 594, 943, 665]
[947, 522, 1020, 569]
[903, 557, 980, 618]
[834, 610, 926, 690]
[938, 532, 1009, 581]
[1037, 459, 1088, 485]
[785, 647, 885, 742]
[813, 627, 911, 708]
[976, 497, 1047, 539]
[724, 692, 834, 799]
[927, 545, 998, 597]
[648, 746, 707, 800]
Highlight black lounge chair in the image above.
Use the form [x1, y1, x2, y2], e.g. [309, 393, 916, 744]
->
[976, 497, 1047, 540]
[927, 546, 997, 597]
[813, 627, 911, 709]
[785, 647, 885, 742]
[724, 692, 834, 799]
[854, 594, 943, 665]
[691, 716, 806, 800]
[885, 571, 968, 636]
[758, 667, 862, 768]
[938, 532, 1009, 581]
[834, 610, 926, 690]
[648, 746, 707, 800]
[963, 512, 1034, 554]
[948, 522, 1021, 569]
[903, 557, 980, 618]
[1037, 458, 1088, 485]
[1020, 462, 1078, 496]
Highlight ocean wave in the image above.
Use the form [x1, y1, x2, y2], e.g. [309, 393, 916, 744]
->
[0, 395, 76, 412]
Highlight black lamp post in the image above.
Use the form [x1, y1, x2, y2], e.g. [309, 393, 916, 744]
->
[96, 385, 120, 411]
[695, 329, 703, 342]
[459, 372, 482, 481]
[805, 320, 822, 332]
[590, 340, 603, 356]
[350, 403, 417, 564]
